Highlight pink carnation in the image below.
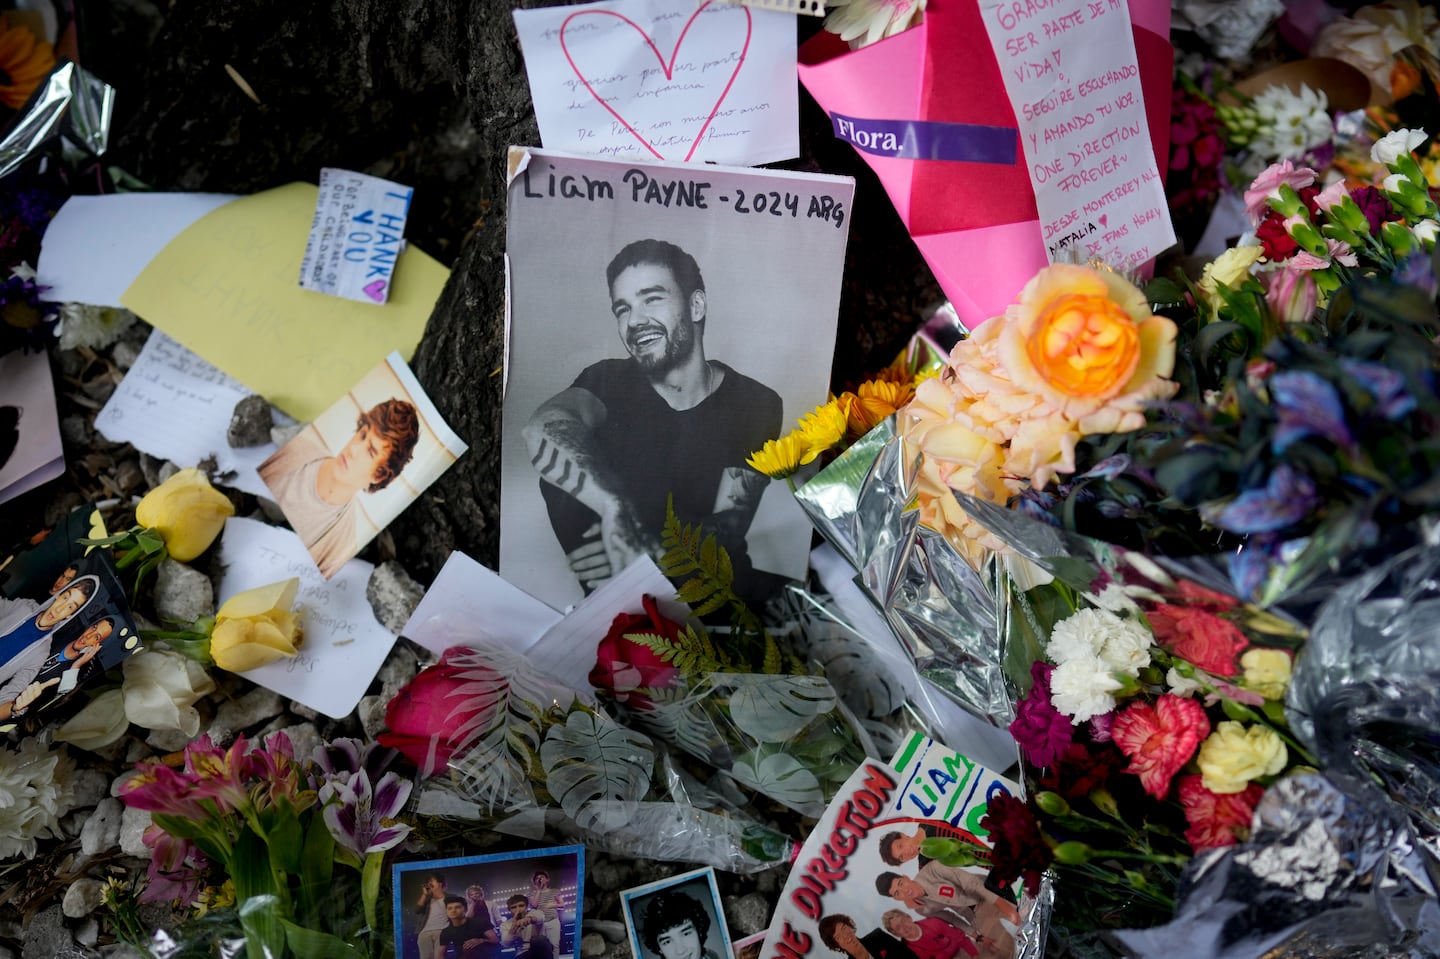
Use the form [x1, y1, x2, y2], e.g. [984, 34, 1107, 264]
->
[1178, 775, 1263, 850]
[1243, 160, 1318, 226]
[1111, 695, 1210, 799]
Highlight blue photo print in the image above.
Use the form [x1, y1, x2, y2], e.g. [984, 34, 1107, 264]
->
[394, 844, 584, 959]
[621, 867, 733, 959]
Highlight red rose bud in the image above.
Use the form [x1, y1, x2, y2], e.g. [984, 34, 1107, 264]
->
[589, 594, 684, 706]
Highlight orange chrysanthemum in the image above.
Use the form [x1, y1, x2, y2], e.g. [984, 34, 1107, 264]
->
[0, 17, 55, 111]
[840, 378, 915, 439]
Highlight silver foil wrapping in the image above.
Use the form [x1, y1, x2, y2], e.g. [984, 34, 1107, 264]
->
[0, 61, 116, 180]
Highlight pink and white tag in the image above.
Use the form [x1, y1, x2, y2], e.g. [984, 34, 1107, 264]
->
[297, 168, 412, 304]
[980, 0, 1175, 273]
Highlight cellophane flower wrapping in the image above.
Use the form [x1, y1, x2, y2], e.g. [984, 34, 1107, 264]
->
[390, 630, 793, 874]
[585, 590, 880, 820]
[957, 493, 1440, 954]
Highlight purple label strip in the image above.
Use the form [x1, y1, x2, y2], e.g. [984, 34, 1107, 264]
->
[829, 113, 1018, 164]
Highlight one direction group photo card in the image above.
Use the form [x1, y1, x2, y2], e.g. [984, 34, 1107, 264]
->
[500, 148, 854, 609]
[393, 845, 585, 959]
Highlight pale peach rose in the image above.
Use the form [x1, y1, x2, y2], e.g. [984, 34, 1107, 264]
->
[1005, 416, 1083, 491]
[997, 264, 1179, 425]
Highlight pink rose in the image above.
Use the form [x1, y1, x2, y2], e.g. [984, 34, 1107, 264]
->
[378, 646, 500, 777]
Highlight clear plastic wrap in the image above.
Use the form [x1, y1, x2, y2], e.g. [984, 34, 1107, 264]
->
[0, 60, 114, 179]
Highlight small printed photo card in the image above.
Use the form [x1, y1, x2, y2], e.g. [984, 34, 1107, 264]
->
[621, 867, 733, 959]
[513, 0, 799, 166]
[0, 348, 65, 506]
[393, 845, 585, 959]
[259, 352, 467, 579]
[0, 513, 141, 735]
[762, 735, 1026, 959]
[731, 931, 766, 959]
[500, 148, 853, 610]
[299, 168, 414, 303]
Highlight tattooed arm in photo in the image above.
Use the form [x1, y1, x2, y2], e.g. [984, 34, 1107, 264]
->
[523, 387, 659, 583]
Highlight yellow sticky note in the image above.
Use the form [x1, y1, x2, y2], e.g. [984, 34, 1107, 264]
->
[121, 183, 449, 422]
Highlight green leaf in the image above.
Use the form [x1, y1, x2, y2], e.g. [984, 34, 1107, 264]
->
[281, 919, 368, 959]
[232, 831, 289, 959]
[296, 814, 336, 925]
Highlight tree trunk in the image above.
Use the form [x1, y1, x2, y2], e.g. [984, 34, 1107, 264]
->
[102, 0, 941, 581]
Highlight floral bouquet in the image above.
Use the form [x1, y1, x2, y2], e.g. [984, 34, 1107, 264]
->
[379, 639, 794, 873]
[117, 732, 412, 959]
[586, 504, 875, 818]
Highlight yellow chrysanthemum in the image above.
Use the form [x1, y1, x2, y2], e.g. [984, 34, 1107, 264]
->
[796, 398, 848, 457]
[842, 378, 916, 439]
[0, 17, 55, 111]
[747, 433, 810, 479]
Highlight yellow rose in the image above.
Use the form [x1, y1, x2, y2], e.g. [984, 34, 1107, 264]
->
[210, 578, 302, 672]
[135, 468, 236, 562]
[1199, 246, 1265, 320]
[998, 264, 1178, 422]
[1240, 648, 1293, 700]
[1197, 721, 1288, 794]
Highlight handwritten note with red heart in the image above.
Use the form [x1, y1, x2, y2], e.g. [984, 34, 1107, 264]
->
[514, 0, 798, 166]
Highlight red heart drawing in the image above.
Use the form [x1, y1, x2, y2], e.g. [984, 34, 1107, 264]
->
[560, 1, 752, 162]
[1098, 214, 1108, 228]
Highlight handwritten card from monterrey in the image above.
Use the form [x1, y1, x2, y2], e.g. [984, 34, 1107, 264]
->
[514, 0, 798, 166]
[981, 0, 1175, 271]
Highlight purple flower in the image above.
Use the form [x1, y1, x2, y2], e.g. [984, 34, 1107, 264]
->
[1269, 371, 1353, 454]
[1210, 464, 1320, 534]
[1350, 186, 1390, 234]
[319, 768, 412, 859]
[1341, 358, 1416, 420]
[1009, 662, 1073, 767]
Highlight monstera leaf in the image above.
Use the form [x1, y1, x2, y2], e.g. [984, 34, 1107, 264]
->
[723, 674, 838, 742]
[445, 646, 572, 814]
[628, 685, 731, 765]
[809, 631, 911, 719]
[539, 709, 655, 831]
[730, 749, 825, 813]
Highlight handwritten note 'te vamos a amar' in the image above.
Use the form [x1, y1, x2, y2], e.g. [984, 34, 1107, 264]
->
[981, 0, 1175, 271]
[514, 0, 799, 166]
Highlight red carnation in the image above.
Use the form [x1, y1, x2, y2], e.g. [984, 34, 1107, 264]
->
[980, 793, 1053, 897]
[1112, 695, 1210, 799]
[1178, 775, 1263, 850]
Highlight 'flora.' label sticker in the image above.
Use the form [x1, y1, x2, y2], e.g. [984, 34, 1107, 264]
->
[298, 168, 413, 304]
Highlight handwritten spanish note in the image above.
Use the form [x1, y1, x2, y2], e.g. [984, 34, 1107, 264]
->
[216, 518, 395, 719]
[298, 169, 413, 304]
[96, 331, 293, 499]
[981, 0, 1174, 271]
[513, 0, 798, 166]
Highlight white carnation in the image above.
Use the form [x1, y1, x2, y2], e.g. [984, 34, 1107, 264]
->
[0, 739, 77, 860]
[1414, 219, 1439, 245]
[1372, 128, 1428, 166]
[56, 303, 138, 352]
[1084, 583, 1141, 616]
[1383, 172, 1410, 194]
[1167, 667, 1205, 698]
[1047, 607, 1153, 675]
[1049, 658, 1122, 723]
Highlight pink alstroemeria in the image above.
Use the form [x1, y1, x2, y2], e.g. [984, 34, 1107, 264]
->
[119, 761, 205, 819]
[185, 734, 252, 813]
[319, 768, 413, 859]
[1243, 160, 1318, 226]
[139, 824, 208, 907]
[1111, 694, 1210, 799]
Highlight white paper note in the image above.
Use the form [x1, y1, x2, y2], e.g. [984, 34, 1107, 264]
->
[513, 0, 798, 166]
[95, 331, 292, 498]
[216, 518, 395, 719]
[981, 0, 1175, 271]
[525, 556, 682, 692]
[36, 193, 237, 307]
[0, 349, 64, 504]
[402, 551, 563, 657]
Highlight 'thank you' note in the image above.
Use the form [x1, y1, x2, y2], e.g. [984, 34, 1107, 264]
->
[513, 0, 798, 166]
[980, 0, 1175, 272]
